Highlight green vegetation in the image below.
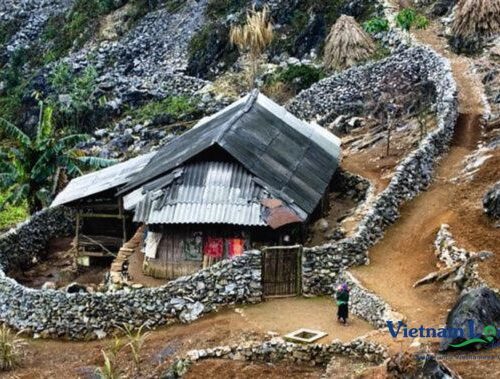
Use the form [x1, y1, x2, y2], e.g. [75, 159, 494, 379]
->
[0, 193, 27, 231]
[363, 17, 389, 34]
[126, 96, 199, 123]
[96, 350, 122, 379]
[270, 65, 325, 92]
[121, 323, 151, 370]
[0, 49, 30, 125]
[395, 8, 429, 32]
[0, 20, 20, 49]
[0, 325, 23, 371]
[42, 0, 123, 62]
[263, 64, 325, 102]
[0, 103, 115, 213]
[206, 0, 248, 20]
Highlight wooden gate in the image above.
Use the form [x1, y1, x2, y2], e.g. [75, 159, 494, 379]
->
[262, 245, 302, 297]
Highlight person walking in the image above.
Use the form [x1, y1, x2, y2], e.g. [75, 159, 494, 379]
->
[336, 283, 350, 325]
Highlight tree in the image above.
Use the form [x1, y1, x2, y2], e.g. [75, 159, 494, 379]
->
[395, 8, 429, 44]
[230, 5, 274, 89]
[0, 102, 115, 213]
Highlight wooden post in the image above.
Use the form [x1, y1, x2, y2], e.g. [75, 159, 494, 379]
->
[118, 198, 127, 243]
[75, 211, 81, 258]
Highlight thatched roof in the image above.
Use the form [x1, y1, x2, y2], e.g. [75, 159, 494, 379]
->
[452, 0, 500, 38]
[324, 15, 375, 71]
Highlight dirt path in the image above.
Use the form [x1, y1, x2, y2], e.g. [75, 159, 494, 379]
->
[6, 297, 373, 378]
[351, 115, 482, 329]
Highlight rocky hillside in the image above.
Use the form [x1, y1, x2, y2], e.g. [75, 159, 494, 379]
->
[0, 0, 383, 147]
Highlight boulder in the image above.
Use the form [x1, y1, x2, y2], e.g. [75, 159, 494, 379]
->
[65, 282, 88, 294]
[483, 182, 500, 220]
[416, 354, 460, 379]
[440, 287, 500, 351]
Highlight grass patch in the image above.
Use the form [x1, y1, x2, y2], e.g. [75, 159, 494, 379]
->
[126, 96, 199, 123]
[0, 193, 28, 231]
[42, 0, 123, 62]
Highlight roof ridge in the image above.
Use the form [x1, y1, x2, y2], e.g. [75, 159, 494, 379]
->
[214, 89, 259, 144]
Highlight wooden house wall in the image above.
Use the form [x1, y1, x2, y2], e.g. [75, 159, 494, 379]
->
[142, 224, 303, 280]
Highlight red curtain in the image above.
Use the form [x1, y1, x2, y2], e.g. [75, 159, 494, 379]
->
[203, 237, 224, 258]
[228, 238, 245, 258]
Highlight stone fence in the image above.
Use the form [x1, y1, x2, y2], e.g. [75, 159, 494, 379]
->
[337, 271, 403, 329]
[164, 336, 388, 378]
[0, 247, 261, 339]
[301, 46, 458, 295]
[0, 207, 75, 273]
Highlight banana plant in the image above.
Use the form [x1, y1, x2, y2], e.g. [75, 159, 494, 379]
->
[0, 102, 115, 213]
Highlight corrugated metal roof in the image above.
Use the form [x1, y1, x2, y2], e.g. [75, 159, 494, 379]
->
[120, 91, 341, 217]
[51, 152, 155, 207]
[133, 161, 269, 226]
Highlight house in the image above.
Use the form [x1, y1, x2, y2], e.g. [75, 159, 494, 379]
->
[51, 153, 154, 265]
[52, 90, 341, 280]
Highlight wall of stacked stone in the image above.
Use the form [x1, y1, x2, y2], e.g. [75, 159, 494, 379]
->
[0, 250, 262, 339]
[434, 224, 491, 291]
[299, 47, 459, 295]
[0, 207, 75, 273]
[337, 271, 403, 329]
[164, 337, 388, 377]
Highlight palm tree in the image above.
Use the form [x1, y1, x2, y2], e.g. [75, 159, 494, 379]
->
[230, 5, 274, 89]
[0, 103, 115, 213]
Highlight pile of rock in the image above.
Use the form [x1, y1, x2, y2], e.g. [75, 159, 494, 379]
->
[0, 250, 262, 339]
[287, 48, 440, 125]
[483, 182, 500, 220]
[430, 224, 492, 291]
[0, 0, 74, 59]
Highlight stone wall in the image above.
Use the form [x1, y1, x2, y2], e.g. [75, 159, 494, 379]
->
[434, 224, 491, 291]
[164, 336, 388, 377]
[300, 46, 458, 295]
[0, 207, 75, 273]
[337, 272, 403, 329]
[0, 250, 261, 339]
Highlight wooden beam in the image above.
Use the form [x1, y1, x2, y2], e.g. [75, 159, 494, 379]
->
[75, 211, 81, 252]
[80, 213, 129, 219]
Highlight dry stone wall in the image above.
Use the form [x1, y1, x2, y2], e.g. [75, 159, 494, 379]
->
[164, 337, 388, 378]
[300, 46, 458, 295]
[0, 207, 75, 273]
[0, 247, 261, 339]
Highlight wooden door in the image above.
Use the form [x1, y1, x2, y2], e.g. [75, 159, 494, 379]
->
[262, 245, 302, 297]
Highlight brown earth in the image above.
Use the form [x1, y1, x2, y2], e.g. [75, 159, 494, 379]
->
[2, 297, 373, 378]
[185, 359, 323, 379]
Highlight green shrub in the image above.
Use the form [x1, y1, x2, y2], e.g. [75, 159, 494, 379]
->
[363, 17, 389, 33]
[0, 49, 29, 124]
[47, 62, 99, 131]
[0, 20, 21, 49]
[0, 325, 24, 371]
[127, 96, 199, 123]
[269, 64, 325, 92]
[395, 8, 429, 32]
